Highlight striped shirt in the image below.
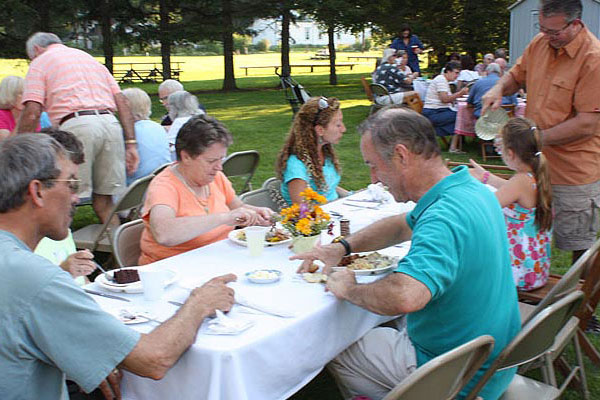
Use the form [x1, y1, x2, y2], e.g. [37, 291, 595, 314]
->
[22, 44, 121, 126]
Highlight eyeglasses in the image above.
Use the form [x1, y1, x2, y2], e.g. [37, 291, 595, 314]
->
[47, 178, 81, 193]
[313, 97, 329, 126]
[535, 20, 575, 36]
[200, 156, 227, 166]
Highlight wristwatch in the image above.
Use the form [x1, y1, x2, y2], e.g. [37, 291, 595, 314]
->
[332, 236, 352, 256]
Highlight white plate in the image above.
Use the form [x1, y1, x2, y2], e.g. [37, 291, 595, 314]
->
[331, 264, 396, 276]
[331, 254, 399, 276]
[95, 267, 178, 294]
[246, 269, 282, 284]
[228, 227, 292, 247]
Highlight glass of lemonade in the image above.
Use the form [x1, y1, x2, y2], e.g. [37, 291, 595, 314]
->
[245, 226, 268, 257]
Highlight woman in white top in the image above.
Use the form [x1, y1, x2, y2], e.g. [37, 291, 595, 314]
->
[422, 61, 469, 153]
[456, 55, 479, 90]
[166, 91, 205, 161]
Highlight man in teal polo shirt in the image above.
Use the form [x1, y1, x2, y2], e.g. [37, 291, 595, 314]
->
[294, 107, 520, 400]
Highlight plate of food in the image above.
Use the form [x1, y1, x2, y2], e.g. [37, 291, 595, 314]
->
[228, 227, 292, 247]
[246, 269, 282, 284]
[95, 267, 178, 294]
[331, 252, 398, 276]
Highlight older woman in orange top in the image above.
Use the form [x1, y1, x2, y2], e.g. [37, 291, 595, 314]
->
[139, 115, 273, 264]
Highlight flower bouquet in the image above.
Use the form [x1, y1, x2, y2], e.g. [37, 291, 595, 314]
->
[279, 188, 331, 253]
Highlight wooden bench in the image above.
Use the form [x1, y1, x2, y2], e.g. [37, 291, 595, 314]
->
[111, 62, 184, 83]
[239, 63, 357, 76]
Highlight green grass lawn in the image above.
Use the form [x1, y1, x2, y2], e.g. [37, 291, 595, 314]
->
[68, 71, 598, 399]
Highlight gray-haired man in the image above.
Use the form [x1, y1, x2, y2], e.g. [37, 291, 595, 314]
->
[0, 134, 235, 400]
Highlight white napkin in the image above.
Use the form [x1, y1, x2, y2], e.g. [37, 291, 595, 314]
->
[235, 291, 298, 318]
[205, 310, 254, 335]
[366, 183, 395, 204]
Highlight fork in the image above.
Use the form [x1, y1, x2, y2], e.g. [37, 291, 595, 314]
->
[94, 261, 116, 283]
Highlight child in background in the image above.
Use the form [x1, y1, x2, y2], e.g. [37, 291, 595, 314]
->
[470, 117, 552, 291]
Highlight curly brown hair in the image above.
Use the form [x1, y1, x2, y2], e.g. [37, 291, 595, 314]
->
[276, 97, 341, 191]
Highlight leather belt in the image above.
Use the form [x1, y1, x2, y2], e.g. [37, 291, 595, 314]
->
[60, 109, 111, 125]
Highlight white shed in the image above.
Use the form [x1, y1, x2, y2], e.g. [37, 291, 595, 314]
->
[508, 0, 600, 62]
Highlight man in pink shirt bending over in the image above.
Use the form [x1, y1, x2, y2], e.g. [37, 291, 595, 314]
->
[16, 32, 139, 224]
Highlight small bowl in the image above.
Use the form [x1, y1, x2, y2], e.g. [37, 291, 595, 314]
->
[246, 269, 282, 284]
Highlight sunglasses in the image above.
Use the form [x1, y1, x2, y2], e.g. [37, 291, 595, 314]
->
[312, 97, 329, 126]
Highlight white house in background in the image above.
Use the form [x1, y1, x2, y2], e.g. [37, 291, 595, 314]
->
[508, 0, 600, 62]
[250, 18, 371, 46]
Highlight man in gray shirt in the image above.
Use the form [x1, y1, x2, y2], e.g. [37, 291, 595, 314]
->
[0, 134, 235, 399]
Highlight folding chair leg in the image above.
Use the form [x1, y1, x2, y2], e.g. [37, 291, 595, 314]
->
[577, 329, 600, 365]
[544, 353, 558, 387]
[573, 333, 590, 399]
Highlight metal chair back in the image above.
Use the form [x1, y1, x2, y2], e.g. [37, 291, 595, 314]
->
[383, 335, 495, 400]
[112, 219, 144, 268]
[222, 150, 260, 193]
[464, 291, 585, 399]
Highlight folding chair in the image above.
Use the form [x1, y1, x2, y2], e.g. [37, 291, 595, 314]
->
[112, 219, 144, 268]
[403, 92, 424, 114]
[278, 73, 311, 115]
[463, 291, 585, 400]
[369, 83, 392, 115]
[72, 175, 153, 253]
[361, 77, 375, 102]
[382, 335, 495, 400]
[152, 162, 172, 176]
[239, 177, 288, 212]
[222, 150, 260, 194]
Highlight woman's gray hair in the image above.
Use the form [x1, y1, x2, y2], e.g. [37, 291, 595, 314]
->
[168, 91, 202, 121]
[541, 0, 582, 21]
[175, 114, 233, 161]
[0, 76, 24, 109]
[26, 32, 62, 60]
[122, 88, 151, 121]
[158, 79, 184, 96]
[0, 134, 66, 213]
[358, 106, 441, 161]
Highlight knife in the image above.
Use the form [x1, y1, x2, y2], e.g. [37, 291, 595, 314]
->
[84, 289, 131, 302]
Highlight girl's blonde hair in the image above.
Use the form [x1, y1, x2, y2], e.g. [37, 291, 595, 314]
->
[502, 117, 552, 231]
[0, 76, 24, 109]
[276, 97, 341, 191]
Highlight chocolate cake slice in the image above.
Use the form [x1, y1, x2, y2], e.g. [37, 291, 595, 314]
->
[113, 269, 140, 284]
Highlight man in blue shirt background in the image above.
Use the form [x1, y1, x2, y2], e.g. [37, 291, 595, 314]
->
[467, 63, 518, 118]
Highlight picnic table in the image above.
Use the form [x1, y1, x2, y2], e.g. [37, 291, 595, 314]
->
[239, 63, 357, 76]
[88, 191, 415, 400]
[346, 55, 380, 61]
[111, 62, 185, 84]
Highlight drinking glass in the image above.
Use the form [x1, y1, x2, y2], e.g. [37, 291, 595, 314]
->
[245, 226, 267, 257]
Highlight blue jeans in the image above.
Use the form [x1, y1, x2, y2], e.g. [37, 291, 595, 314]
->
[422, 108, 457, 137]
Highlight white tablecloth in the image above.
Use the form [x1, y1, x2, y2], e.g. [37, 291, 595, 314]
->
[89, 193, 415, 400]
[413, 79, 431, 101]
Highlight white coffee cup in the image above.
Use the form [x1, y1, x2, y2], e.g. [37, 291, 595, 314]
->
[245, 226, 268, 257]
[139, 269, 166, 301]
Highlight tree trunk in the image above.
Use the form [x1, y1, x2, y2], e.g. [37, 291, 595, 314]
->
[38, 0, 50, 31]
[159, 0, 171, 80]
[280, 3, 291, 78]
[100, 0, 113, 74]
[327, 25, 337, 86]
[222, 0, 237, 91]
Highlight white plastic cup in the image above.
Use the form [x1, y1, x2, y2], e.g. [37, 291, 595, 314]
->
[139, 270, 166, 301]
[245, 226, 267, 257]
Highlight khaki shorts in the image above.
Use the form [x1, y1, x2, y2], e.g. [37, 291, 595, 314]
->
[61, 113, 126, 198]
[553, 181, 600, 251]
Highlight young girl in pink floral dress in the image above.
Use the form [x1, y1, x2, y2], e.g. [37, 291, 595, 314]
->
[470, 117, 552, 291]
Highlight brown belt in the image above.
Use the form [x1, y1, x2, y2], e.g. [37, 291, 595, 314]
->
[60, 109, 111, 125]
